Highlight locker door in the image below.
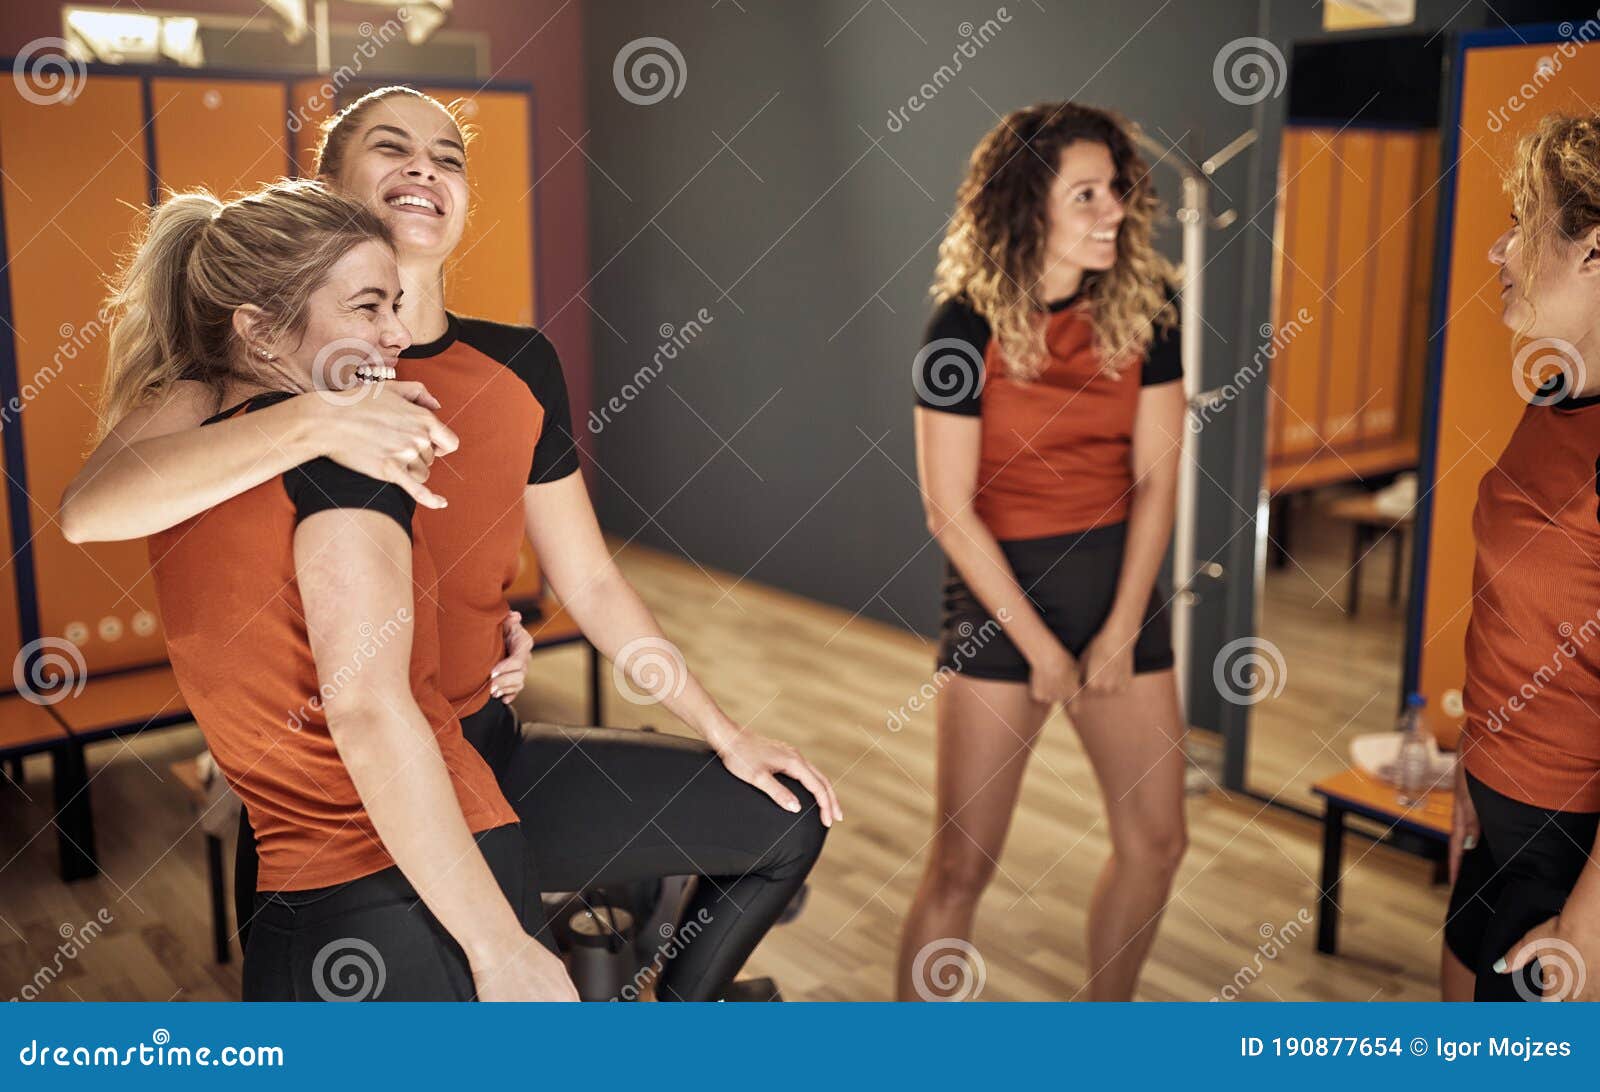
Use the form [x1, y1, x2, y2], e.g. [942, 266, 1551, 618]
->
[0, 74, 165, 674]
[1416, 38, 1600, 746]
[150, 77, 291, 196]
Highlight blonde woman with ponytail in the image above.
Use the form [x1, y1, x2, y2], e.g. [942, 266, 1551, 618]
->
[115, 178, 577, 1000]
[65, 86, 833, 1002]
[902, 102, 1186, 1001]
[1442, 112, 1600, 1003]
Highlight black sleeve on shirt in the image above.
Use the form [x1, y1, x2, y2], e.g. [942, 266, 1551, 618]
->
[457, 318, 582, 485]
[283, 458, 416, 538]
[915, 297, 992, 416]
[1141, 291, 1183, 387]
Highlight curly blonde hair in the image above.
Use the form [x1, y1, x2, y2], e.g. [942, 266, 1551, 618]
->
[1504, 111, 1600, 341]
[932, 101, 1179, 379]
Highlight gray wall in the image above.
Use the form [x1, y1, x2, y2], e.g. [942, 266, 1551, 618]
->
[580, 0, 1489, 738]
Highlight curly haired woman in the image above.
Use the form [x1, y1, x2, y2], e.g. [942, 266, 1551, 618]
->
[898, 102, 1187, 1001]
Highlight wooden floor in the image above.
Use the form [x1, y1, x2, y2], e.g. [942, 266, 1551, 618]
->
[0, 535, 1449, 1002]
[1248, 493, 1410, 806]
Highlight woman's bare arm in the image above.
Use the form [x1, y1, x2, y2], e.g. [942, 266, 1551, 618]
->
[60, 381, 456, 543]
[297, 505, 574, 999]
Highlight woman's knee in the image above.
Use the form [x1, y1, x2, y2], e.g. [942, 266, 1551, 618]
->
[1113, 816, 1188, 878]
[770, 773, 829, 869]
[923, 836, 999, 904]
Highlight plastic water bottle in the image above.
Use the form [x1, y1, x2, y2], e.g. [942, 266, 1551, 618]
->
[1397, 692, 1430, 806]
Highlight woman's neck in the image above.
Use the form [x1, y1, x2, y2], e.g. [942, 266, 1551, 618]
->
[399, 254, 450, 344]
[1036, 263, 1083, 305]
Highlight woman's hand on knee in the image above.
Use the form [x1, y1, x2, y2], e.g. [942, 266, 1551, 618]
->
[711, 727, 841, 828]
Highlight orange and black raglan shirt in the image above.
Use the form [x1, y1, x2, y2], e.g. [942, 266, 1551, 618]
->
[149, 392, 517, 892]
[915, 291, 1182, 541]
[395, 315, 582, 716]
[1461, 387, 1600, 813]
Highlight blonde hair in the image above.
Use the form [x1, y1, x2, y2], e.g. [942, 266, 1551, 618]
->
[933, 101, 1178, 378]
[98, 178, 391, 437]
[1504, 112, 1600, 341]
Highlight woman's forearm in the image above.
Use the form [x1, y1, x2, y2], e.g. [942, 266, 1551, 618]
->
[932, 511, 1055, 662]
[1105, 477, 1177, 634]
[553, 564, 742, 748]
[60, 396, 324, 543]
[327, 694, 526, 963]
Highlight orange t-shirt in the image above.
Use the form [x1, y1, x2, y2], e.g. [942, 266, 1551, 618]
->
[149, 392, 517, 891]
[914, 291, 1181, 541]
[1461, 388, 1600, 812]
[395, 315, 581, 715]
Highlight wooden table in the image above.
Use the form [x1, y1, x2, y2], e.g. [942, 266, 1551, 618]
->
[1310, 766, 1451, 955]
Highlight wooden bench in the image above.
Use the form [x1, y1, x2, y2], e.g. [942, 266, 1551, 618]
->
[1311, 766, 1451, 955]
[0, 691, 95, 882]
[32, 664, 191, 881]
[170, 756, 232, 964]
[1322, 493, 1414, 617]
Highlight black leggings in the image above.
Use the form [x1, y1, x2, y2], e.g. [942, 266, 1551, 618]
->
[242, 823, 541, 1001]
[1444, 771, 1600, 1002]
[235, 702, 827, 1001]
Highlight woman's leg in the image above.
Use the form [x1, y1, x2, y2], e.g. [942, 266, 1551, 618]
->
[1441, 942, 1476, 1001]
[466, 704, 827, 1001]
[1063, 668, 1188, 1001]
[895, 674, 1051, 1000]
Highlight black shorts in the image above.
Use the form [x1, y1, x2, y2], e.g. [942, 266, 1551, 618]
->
[241, 823, 548, 1001]
[1444, 771, 1600, 1001]
[936, 520, 1174, 683]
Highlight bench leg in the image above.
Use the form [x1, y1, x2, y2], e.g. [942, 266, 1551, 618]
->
[206, 832, 230, 964]
[588, 641, 603, 726]
[1318, 802, 1346, 955]
[1346, 525, 1366, 617]
[51, 743, 98, 882]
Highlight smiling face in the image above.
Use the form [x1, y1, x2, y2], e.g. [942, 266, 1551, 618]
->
[328, 95, 471, 263]
[1040, 140, 1125, 288]
[1488, 196, 1600, 345]
[267, 239, 412, 389]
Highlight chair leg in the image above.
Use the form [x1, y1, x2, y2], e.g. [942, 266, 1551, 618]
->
[51, 742, 98, 882]
[588, 641, 603, 726]
[206, 832, 230, 964]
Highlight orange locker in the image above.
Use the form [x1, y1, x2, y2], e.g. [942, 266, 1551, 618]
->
[0, 73, 167, 678]
[1414, 36, 1600, 747]
[0, 70, 543, 691]
[1267, 125, 1434, 491]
